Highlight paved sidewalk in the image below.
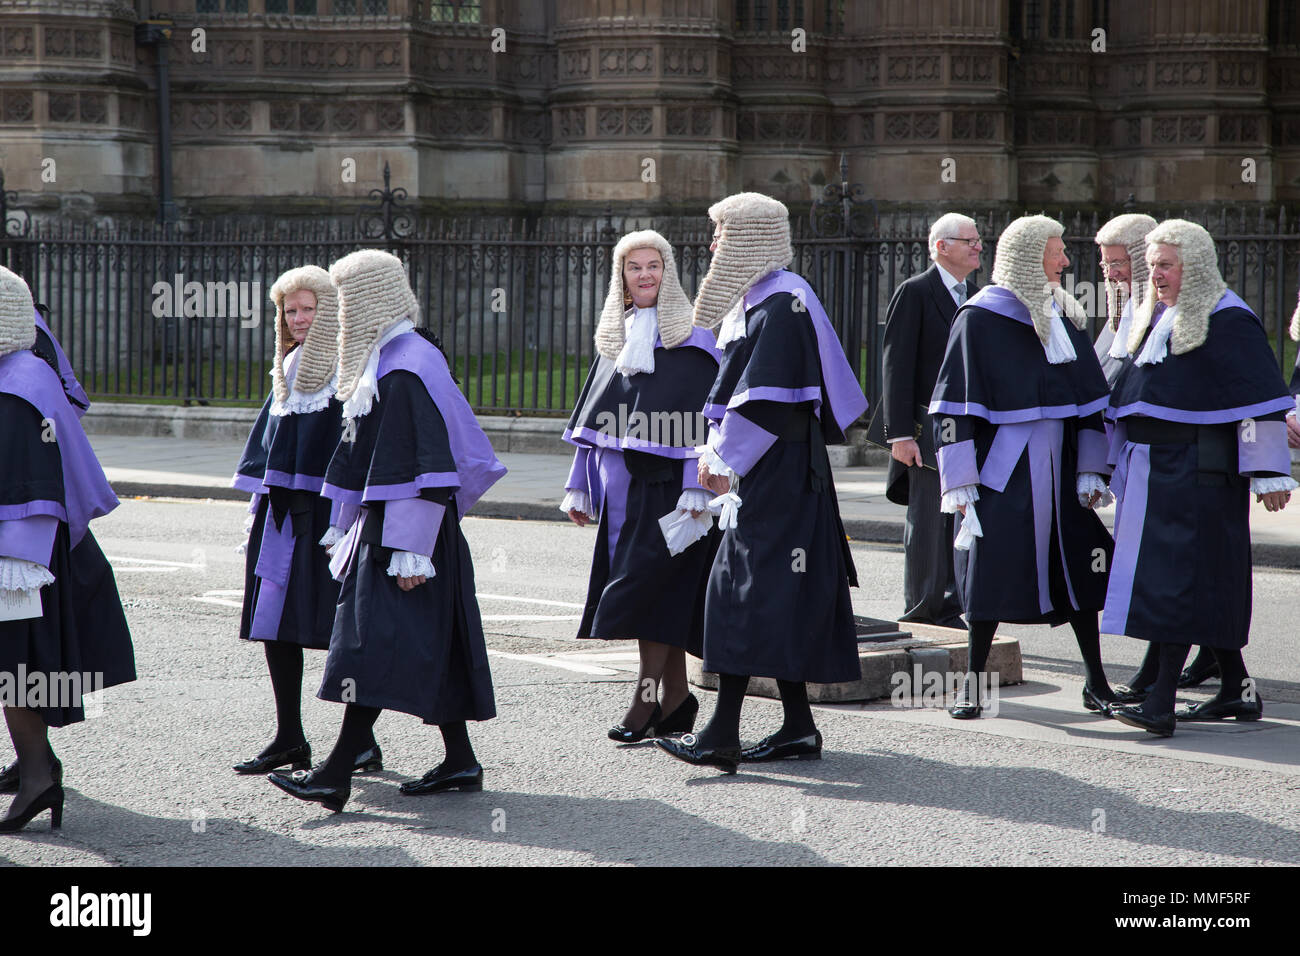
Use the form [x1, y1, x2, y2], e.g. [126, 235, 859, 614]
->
[89, 433, 1300, 567]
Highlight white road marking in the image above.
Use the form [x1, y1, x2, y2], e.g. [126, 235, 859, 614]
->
[476, 593, 584, 610]
[108, 554, 207, 569]
[481, 614, 582, 622]
[193, 589, 245, 609]
[486, 650, 619, 676]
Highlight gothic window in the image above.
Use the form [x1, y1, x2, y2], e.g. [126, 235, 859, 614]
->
[264, 0, 315, 11]
[197, 0, 248, 11]
[1012, 1, 1079, 41]
[428, 0, 481, 22]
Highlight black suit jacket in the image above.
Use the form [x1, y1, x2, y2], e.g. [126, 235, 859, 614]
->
[877, 264, 978, 504]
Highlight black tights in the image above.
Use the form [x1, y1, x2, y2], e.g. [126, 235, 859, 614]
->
[1127, 643, 1218, 689]
[962, 612, 1112, 701]
[263, 642, 306, 753]
[693, 675, 816, 751]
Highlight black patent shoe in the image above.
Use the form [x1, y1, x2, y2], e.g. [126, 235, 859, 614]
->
[0, 783, 64, 833]
[1176, 696, 1263, 722]
[353, 744, 383, 774]
[1110, 705, 1176, 737]
[608, 703, 662, 743]
[655, 734, 740, 774]
[268, 769, 349, 813]
[740, 731, 822, 762]
[0, 757, 63, 795]
[948, 698, 982, 720]
[399, 762, 484, 796]
[1111, 682, 1154, 705]
[655, 694, 699, 737]
[1082, 685, 1119, 716]
[1177, 659, 1220, 689]
[234, 743, 311, 775]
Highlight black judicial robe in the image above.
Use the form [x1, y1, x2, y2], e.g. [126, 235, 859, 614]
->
[1101, 293, 1295, 649]
[237, 386, 344, 650]
[563, 327, 721, 655]
[930, 288, 1114, 625]
[700, 272, 868, 684]
[318, 343, 498, 725]
[0, 351, 134, 727]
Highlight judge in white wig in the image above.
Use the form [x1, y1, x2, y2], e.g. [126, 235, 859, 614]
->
[1104, 220, 1297, 737]
[929, 214, 1121, 720]
[561, 229, 723, 743]
[230, 266, 384, 779]
[1093, 213, 1158, 386]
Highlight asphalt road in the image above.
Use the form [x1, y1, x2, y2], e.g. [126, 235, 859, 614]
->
[1, 497, 1297, 867]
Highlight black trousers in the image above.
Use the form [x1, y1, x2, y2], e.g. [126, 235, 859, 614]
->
[900, 464, 965, 628]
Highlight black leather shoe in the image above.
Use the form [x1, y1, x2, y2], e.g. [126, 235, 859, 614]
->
[1111, 682, 1154, 704]
[0, 757, 62, 795]
[234, 743, 310, 775]
[948, 698, 982, 719]
[1176, 696, 1263, 722]
[399, 762, 484, 796]
[655, 694, 699, 737]
[1110, 705, 1176, 737]
[655, 734, 740, 774]
[1082, 685, 1119, 716]
[268, 769, 349, 812]
[608, 703, 662, 743]
[0, 783, 64, 833]
[353, 744, 383, 774]
[741, 731, 822, 762]
[1177, 659, 1220, 688]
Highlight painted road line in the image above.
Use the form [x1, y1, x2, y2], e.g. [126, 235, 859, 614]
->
[476, 593, 585, 610]
[486, 649, 619, 676]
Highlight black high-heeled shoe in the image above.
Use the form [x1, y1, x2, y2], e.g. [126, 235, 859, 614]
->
[233, 743, 311, 775]
[398, 762, 484, 796]
[1111, 681, 1154, 704]
[353, 744, 383, 774]
[655, 694, 699, 737]
[608, 703, 662, 743]
[0, 783, 64, 833]
[0, 757, 63, 795]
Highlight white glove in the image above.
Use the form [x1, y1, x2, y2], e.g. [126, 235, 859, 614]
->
[659, 508, 713, 556]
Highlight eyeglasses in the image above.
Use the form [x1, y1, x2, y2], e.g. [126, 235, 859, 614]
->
[941, 237, 982, 248]
[1100, 259, 1129, 270]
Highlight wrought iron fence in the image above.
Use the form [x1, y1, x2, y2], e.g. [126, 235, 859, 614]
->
[4, 169, 1300, 414]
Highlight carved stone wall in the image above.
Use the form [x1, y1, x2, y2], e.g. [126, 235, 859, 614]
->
[0, 0, 1293, 218]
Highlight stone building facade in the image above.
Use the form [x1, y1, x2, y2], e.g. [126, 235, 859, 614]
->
[1, 0, 1298, 220]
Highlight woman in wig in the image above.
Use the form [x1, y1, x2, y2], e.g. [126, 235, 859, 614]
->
[0, 266, 134, 832]
[231, 266, 381, 777]
[562, 229, 722, 742]
[270, 250, 505, 812]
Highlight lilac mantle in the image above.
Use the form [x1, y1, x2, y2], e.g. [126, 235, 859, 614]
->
[0, 348, 117, 547]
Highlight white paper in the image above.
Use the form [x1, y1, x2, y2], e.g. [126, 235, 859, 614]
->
[659, 509, 713, 556]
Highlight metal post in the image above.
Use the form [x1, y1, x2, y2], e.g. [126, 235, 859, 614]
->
[135, 21, 178, 224]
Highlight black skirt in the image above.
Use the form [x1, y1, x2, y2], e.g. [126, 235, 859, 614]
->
[238, 493, 340, 650]
[0, 525, 135, 728]
[703, 438, 860, 684]
[318, 503, 496, 724]
[578, 452, 718, 656]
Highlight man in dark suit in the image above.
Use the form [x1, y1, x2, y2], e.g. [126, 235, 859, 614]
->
[880, 213, 981, 628]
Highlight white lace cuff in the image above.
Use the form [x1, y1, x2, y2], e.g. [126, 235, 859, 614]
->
[387, 550, 435, 579]
[941, 484, 980, 513]
[0, 558, 54, 592]
[561, 489, 597, 519]
[319, 526, 346, 549]
[1251, 475, 1299, 495]
[700, 445, 735, 480]
[1077, 472, 1114, 508]
[676, 489, 713, 514]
